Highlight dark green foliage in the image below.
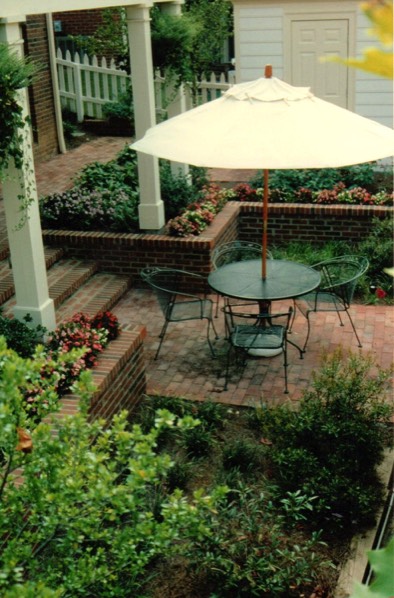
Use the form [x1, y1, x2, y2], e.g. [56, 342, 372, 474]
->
[357, 217, 393, 297]
[221, 438, 265, 475]
[73, 144, 139, 193]
[151, 6, 199, 84]
[0, 311, 45, 358]
[249, 163, 378, 194]
[159, 161, 207, 220]
[256, 349, 393, 534]
[102, 83, 134, 132]
[181, 424, 215, 457]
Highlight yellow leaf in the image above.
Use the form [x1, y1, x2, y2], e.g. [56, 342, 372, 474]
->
[361, 1, 393, 46]
[326, 48, 393, 78]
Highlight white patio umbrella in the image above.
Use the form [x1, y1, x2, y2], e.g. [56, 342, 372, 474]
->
[131, 66, 394, 278]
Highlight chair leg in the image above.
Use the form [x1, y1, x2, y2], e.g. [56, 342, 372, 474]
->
[345, 308, 363, 347]
[289, 301, 297, 333]
[207, 318, 218, 358]
[155, 320, 169, 360]
[215, 293, 220, 317]
[301, 312, 312, 352]
[223, 344, 233, 391]
[283, 341, 289, 394]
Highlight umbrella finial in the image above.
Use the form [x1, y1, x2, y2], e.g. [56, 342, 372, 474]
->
[265, 64, 272, 78]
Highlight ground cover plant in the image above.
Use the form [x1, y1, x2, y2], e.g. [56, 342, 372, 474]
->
[0, 348, 392, 596]
[270, 217, 393, 303]
[39, 146, 210, 233]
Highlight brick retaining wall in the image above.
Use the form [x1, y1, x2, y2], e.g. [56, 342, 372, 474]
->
[43, 202, 392, 288]
[54, 327, 147, 424]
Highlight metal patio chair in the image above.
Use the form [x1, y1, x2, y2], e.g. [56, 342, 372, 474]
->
[223, 304, 297, 393]
[293, 255, 369, 352]
[140, 267, 219, 360]
[212, 241, 273, 316]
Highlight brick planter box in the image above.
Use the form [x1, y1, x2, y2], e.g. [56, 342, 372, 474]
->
[55, 327, 147, 424]
[42, 202, 392, 288]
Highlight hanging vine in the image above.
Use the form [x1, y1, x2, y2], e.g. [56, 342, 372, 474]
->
[0, 43, 38, 227]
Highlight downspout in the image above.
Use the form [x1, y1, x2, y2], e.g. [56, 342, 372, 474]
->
[45, 13, 67, 154]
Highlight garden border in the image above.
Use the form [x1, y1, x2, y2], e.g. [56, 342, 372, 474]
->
[42, 202, 393, 287]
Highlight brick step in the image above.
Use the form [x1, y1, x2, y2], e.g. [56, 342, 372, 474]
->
[55, 272, 132, 323]
[0, 246, 65, 307]
[47, 259, 99, 308]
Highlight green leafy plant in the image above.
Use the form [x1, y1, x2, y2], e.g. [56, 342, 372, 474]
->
[256, 349, 393, 534]
[185, 483, 332, 597]
[0, 360, 225, 596]
[0, 311, 46, 358]
[102, 83, 134, 132]
[350, 537, 394, 598]
[0, 44, 38, 177]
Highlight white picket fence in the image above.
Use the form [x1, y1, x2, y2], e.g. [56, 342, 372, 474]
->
[56, 48, 235, 122]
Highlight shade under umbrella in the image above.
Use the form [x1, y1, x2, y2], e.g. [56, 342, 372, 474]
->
[131, 70, 394, 277]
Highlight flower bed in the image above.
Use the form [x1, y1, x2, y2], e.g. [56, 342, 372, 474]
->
[230, 182, 393, 207]
[18, 311, 121, 422]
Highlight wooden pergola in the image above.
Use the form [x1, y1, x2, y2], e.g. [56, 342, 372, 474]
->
[0, 0, 183, 330]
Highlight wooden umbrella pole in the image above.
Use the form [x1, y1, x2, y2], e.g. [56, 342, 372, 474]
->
[262, 64, 272, 280]
[262, 168, 269, 279]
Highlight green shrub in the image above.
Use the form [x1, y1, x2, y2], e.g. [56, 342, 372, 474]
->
[256, 349, 393, 534]
[221, 438, 265, 475]
[249, 163, 378, 194]
[159, 161, 207, 220]
[102, 83, 134, 131]
[357, 217, 393, 299]
[0, 364, 225, 596]
[186, 483, 332, 597]
[0, 311, 45, 358]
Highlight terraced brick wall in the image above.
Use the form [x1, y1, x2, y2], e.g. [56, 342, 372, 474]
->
[42, 202, 393, 290]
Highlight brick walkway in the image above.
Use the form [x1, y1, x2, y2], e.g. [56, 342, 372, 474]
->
[3, 137, 394, 408]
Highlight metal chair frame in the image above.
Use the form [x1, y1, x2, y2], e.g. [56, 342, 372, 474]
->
[223, 304, 298, 394]
[141, 267, 219, 360]
[211, 241, 273, 317]
[293, 255, 369, 351]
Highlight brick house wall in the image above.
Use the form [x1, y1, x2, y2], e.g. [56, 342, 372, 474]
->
[24, 15, 59, 164]
[52, 10, 104, 38]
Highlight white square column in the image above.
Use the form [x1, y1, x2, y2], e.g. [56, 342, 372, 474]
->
[0, 18, 56, 331]
[126, 3, 165, 230]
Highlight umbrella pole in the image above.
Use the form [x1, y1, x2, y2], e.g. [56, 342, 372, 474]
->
[262, 168, 269, 279]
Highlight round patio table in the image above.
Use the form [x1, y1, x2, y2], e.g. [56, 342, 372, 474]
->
[208, 259, 321, 356]
[208, 258, 321, 303]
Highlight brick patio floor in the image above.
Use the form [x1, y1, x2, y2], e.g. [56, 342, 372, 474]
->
[3, 136, 393, 408]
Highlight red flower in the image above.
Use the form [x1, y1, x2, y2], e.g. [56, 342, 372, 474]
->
[375, 287, 387, 299]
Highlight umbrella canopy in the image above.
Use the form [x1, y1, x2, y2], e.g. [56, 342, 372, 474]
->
[131, 70, 394, 277]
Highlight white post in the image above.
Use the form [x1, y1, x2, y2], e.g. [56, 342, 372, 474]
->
[160, 1, 189, 179]
[0, 17, 56, 331]
[126, 3, 165, 230]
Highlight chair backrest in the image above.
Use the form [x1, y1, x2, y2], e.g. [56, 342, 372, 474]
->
[140, 267, 205, 317]
[212, 241, 272, 269]
[224, 304, 293, 333]
[317, 256, 369, 305]
[141, 267, 179, 317]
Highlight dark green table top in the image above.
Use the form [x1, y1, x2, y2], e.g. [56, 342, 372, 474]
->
[208, 259, 321, 301]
